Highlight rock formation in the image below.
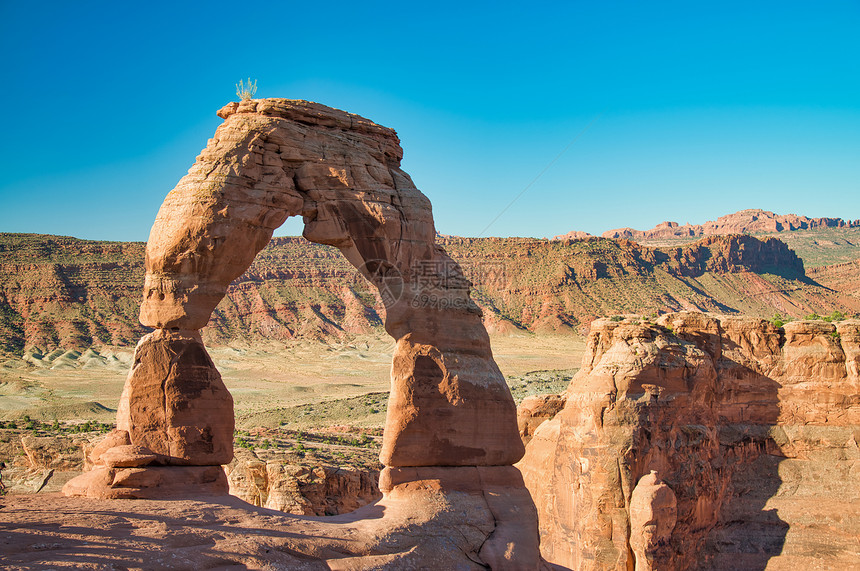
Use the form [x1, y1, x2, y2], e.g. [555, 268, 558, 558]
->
[518, 312, 860, 570]
[224, 448, 381, 516]
[0, 432, 87, 494]
[628, 471, 677, 571]
[553, 230, 595, 240]
[61, 98, 540, 567]
[602, 208, 860, 240]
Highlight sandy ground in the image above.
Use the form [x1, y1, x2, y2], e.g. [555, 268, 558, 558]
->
[0, 333, 585, 427]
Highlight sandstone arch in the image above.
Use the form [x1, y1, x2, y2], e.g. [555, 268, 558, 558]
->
[64, 101, 533, 554]
[137, 98, 523, 469]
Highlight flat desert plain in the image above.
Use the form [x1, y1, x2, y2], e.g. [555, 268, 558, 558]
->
[0, 333, 586, 431]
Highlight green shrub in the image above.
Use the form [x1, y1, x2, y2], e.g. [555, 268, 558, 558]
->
[827, 310, 845, 322]
[805, 311, 845, 323]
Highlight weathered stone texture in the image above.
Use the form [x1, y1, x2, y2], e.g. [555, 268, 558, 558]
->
[135, 98, 521, 469]
[61, 98, 539, 567]
[224, 448, 382, 516]
[115, 329, 234, 465]
[518, 312, 860, 570]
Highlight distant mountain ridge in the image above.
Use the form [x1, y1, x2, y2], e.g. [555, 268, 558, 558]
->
[598, 208, 860, 240]
[1, 232, 858, 356]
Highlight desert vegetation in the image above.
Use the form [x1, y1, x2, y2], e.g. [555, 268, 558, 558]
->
[235, 78, 257, 100]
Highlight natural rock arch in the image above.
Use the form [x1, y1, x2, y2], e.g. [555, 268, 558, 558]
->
[64, 102, 537, 568]
[137, 98, 523, 468]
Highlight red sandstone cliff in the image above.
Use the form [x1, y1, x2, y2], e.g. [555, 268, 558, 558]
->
[2, 232, 858, 357]
[601, 208, 860, 240]
[518, 312, 860, 570]
[808, 258, 860, 298]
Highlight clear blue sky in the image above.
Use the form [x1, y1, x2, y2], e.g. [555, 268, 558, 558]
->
[1, 1, 858, 241]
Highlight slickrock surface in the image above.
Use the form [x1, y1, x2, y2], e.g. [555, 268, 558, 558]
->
[602, 208, 860, 240]
[518, 312, 860, 570]
[1, 483, 542, 570]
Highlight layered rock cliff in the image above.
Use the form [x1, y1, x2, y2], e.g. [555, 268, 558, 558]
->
[601, 208, 860, 240]
[0, 235, 148, 354]
[3, 232, 858, 355]
[518, 312, 860, 570]
[808, 258, 860, 299]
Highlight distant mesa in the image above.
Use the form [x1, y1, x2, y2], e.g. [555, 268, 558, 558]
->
[599, 208, 860, 240]
[552, 230, 594, 240]
[3, 229, 860, 355]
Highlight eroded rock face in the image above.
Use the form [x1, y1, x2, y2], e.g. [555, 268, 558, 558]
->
[629, 471, 677, 571]
[224, 448, 381, 516]
[62, 99, 537, 567]
[116, 329, 234, 465]
[135, 98, 521, 469]
[0, 432, 88, 494]
[518, 312, 860, 570]
[517, 394, 567, 445]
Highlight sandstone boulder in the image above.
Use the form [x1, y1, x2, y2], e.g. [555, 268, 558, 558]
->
[99, 445, 158, 468]
[62, 465, 228, 499]
[86, 429, 131, 469]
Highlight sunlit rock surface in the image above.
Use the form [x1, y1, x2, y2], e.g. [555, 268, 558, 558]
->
[518, 312, 860, 570]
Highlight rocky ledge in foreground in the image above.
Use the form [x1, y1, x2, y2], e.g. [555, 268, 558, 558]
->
[518, 312, 860, 570]
[1, 476, 537, 570]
